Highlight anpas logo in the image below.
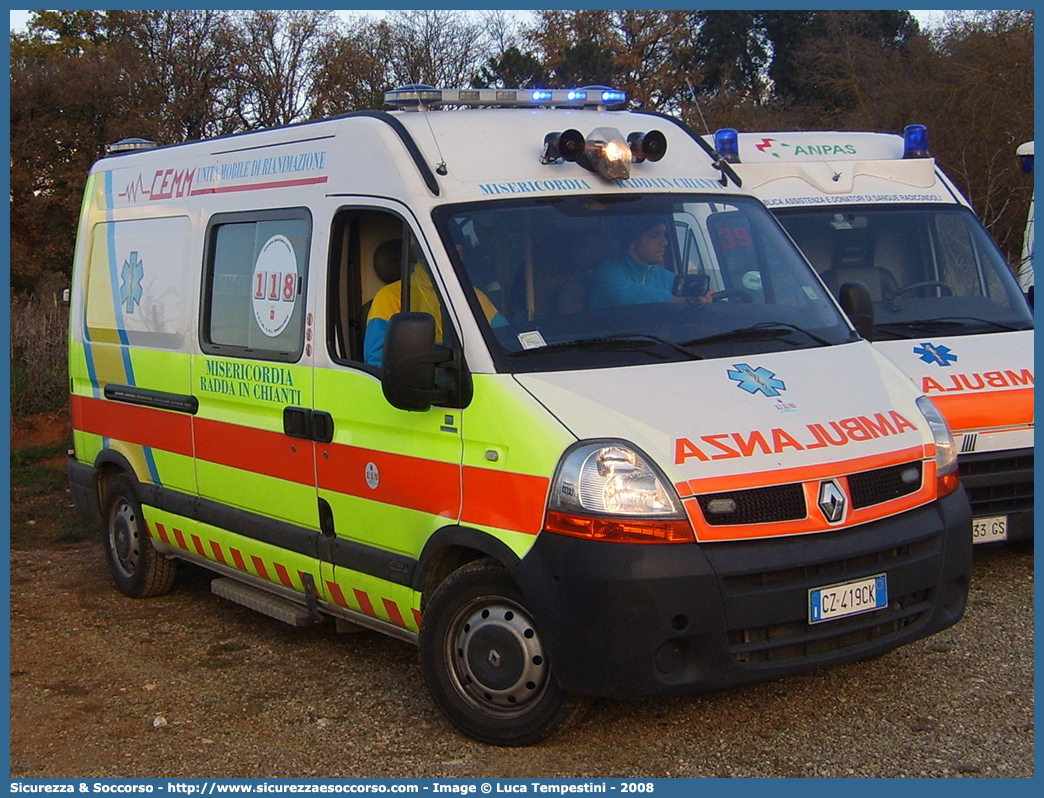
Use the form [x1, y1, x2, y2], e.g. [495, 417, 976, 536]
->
[756, 138, 858, 159]
[120, 251, 144, 314]
[913, 342, 958, 367]
[728, 363, 786, 397]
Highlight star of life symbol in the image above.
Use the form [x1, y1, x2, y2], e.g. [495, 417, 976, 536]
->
[913, 341, 958, 367]
[727, 363, 786, 397]
[120, 251, 144, 314]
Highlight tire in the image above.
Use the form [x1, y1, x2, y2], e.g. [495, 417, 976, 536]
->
[102, 475, 177, 598]
[419, 558, 588, 746]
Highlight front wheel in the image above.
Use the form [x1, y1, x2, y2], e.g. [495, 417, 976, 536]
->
[102, 475, 177, 598]
[419, 559, 587, 746]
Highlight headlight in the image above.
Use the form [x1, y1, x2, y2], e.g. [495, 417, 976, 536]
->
[916, 396, 960, 496]
[545, 441, 695, 543]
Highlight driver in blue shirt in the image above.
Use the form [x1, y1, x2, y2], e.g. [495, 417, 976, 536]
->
[590, 219, 711, 308]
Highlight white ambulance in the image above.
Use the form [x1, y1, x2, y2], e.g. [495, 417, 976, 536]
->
[1016, 140, 1033, 295]
[67, 87, 972, 746]
[711, 127, 1034, 546]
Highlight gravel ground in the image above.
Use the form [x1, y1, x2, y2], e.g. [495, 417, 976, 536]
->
[8, 536, 1033, 779]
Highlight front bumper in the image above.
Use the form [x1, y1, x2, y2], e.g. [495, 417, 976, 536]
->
[514, 489, 972, 698]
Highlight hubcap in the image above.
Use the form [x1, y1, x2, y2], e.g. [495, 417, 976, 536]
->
[109, 498, 140, 578]
[449, 598, 549, 716]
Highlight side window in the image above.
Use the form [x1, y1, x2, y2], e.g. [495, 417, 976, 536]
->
[327, 209, 444, 369]
[201, 209, 310, 362]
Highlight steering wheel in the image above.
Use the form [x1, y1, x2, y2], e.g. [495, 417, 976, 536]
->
[711, 289, 753, 303]
[888, 281, 954, 298]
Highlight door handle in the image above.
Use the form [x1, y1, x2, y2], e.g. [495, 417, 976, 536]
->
[283, 406, 335, 443]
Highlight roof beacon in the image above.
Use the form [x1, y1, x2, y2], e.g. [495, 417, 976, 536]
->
[903, 124, 930, 159]
[384, 85, 628, 110]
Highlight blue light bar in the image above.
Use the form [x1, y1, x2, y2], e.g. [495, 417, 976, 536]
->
[903, 124, 930, 158]
[384, 85, 627, 109]
[714, 128, 740, 163]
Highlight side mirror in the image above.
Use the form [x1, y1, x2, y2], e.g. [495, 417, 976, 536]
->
[838, 281, 875, 341]
[380, 313, 454, 411]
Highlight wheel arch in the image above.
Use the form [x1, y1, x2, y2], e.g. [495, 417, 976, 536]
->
[414, 525, 522, 608]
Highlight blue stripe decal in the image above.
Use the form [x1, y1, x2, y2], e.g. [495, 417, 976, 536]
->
[104, 171, 136, 382]
[102, 173, 161, 487]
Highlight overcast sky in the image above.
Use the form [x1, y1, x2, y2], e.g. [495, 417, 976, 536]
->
[10, 9, 948, 33]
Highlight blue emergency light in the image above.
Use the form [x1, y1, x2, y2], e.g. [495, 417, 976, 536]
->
[714, 128, 740, 163]
[903, 124, 930, 158]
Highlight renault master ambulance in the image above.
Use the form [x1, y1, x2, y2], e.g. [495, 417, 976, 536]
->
[68, 88, 971, 746]
[711, 127, 1034, 546]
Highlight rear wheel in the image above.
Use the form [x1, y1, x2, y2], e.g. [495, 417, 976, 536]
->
[419, 558, 587, 746]
[102, 475, 177, 598]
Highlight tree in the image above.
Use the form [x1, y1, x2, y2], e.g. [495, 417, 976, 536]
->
[227, 10, 335, 129]
[9, 11, 150, 290]
[311, 17, 397, 116]
[114, 10, 239, 142]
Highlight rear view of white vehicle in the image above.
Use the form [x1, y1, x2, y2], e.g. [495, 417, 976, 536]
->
[713, 127, 1034, 546]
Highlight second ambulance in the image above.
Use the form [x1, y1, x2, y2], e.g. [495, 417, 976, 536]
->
[712, 127, 1034, 546]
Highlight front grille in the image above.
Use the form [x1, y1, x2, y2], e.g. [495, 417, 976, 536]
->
[721, 535, 940, 664]
[696, 483, 805, 526]
[729, 589, 931, 663]
[848, 462, 922, 508]
[958, 450, 1034, 515]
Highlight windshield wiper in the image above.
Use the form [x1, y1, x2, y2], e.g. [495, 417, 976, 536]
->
[875, 317, 1025, 336]
[684, 322, 832, 348]
[505, 333, 703, 360]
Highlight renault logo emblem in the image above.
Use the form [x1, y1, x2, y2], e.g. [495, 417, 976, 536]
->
[818, 480, 847, 524]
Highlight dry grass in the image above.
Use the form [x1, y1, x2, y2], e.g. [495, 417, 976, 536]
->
[11, 273, 69, 418]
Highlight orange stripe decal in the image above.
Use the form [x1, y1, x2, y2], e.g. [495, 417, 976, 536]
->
[318, 445, 460, 519]
[274, 563, 294, 588]
[153, 522, 170, 544]
[230, 548, 247, 571]
[191, 534, 206, 557]
[327, 582, 349, 608]
[354, 589, 375, 617]
[413, 608, 423, 629]
[931, 388, 1033, 432]
[681, 445, 927, 496]
[382, 598, 406, 628]
[462, 466, 549, 534]
[173, 528, 188, 550]
[71, 394, 193, 457]
[194, 417, 315, 486]
[210, 541, 227, 565]
[251, 556, 270, 582]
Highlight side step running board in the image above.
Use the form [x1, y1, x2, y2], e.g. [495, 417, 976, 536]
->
[211, 577, 323, 628]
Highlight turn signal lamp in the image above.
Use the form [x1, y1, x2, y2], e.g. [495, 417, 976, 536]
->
[903, 124, 930, 159]
[713, 128, 740, 163]
[545, 442, 696, 544]
[916, 396, 959, 497]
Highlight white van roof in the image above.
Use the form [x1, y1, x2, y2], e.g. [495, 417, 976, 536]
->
[722, 131, 907, 164]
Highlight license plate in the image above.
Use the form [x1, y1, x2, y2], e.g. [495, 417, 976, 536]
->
[809, 574, 887, 624]
[972, 514, 1008, 544]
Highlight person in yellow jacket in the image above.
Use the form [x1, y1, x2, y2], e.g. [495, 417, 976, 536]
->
[364, 259, 506, 368]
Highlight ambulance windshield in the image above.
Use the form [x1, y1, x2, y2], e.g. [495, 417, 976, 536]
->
[437, 194, 854, 372]
[774, 205, 1034, 339]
